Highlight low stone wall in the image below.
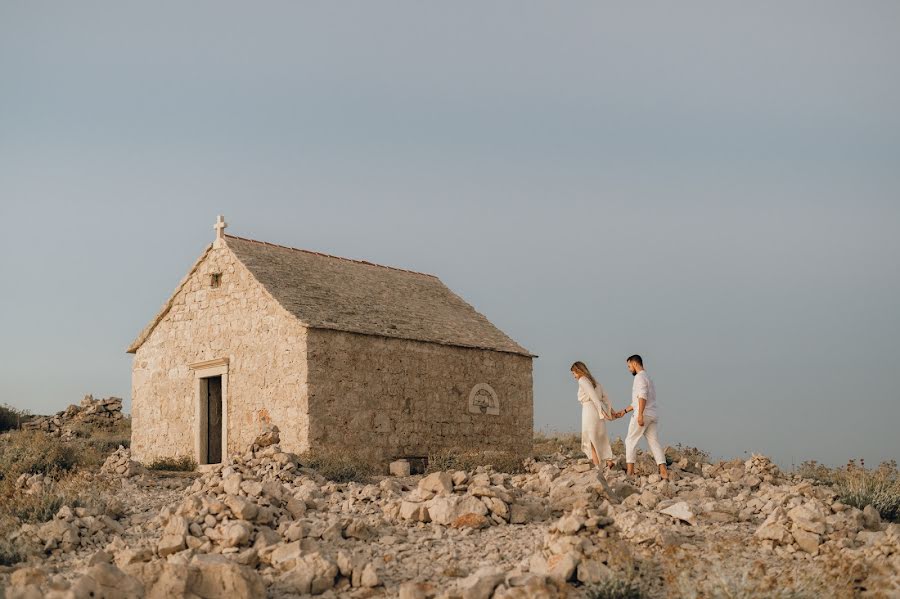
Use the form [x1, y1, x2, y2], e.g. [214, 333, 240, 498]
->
[21, 395, 125, 440]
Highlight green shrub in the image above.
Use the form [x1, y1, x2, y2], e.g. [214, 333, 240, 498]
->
[797, 459, 900, 522]
[147, 455, 197, 471]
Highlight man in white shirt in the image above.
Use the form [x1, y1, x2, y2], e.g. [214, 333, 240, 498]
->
[614, 354, 668, 479]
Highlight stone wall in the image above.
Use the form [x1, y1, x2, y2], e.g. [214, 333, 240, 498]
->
[130, 244, 310, 463]
[305, 328, 533, 461]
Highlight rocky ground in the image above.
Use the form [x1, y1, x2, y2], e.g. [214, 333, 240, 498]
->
[1, 427, 897, 599]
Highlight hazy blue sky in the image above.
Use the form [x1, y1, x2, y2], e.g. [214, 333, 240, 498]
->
[2, 2, 898, 467]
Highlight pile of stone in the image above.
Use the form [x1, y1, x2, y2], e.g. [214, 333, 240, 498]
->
[6, 553, 264, 599]
[115, 425, 385, 595]
[14, 473, 48, 496]
[21, 395, 125, 440]
[100, 446, 145, 478]
[525, 505, 618, 585]
[752, 482, 886, 557]
[11, 504, 126, 558]
[385, 468, 551, 529]
[744, 453, 782, 482]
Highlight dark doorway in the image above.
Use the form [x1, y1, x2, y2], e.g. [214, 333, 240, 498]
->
[206, 376, 222, 464]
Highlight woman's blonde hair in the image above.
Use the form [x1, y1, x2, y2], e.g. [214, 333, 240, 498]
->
[571, 361, 598, 388]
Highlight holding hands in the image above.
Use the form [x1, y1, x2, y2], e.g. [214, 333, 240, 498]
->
[609, 407, 633, 421]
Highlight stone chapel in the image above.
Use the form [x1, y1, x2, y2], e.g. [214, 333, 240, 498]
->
[127, 217, 534, 465]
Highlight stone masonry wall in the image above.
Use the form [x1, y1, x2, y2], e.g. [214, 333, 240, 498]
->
[306, 328, 533, 461]
[130, 244, 309, 463]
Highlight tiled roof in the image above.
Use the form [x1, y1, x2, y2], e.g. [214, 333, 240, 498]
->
[224, 235, 533, 356]
[127, 234, 533, 357]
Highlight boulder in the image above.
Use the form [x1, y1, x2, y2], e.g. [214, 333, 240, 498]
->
[455, 566, 506, 599]
[787, 505, 826, 535]
[253, 425, 279, 448]
[862, 504, 882, 530]
[577, 559, 613, 584]
[390, 460, 412, 477]
[427, 495, 488, 525]
[792, 529, 822, 554]
[68, 563, 145, 599]
[419, 472, 454, 496]
[659, 502, 697, 526]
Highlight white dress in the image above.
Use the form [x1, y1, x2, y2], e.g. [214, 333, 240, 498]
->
[578, 376, 614, 461]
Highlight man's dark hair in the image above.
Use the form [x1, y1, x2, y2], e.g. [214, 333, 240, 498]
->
[626, 354, 643, 366]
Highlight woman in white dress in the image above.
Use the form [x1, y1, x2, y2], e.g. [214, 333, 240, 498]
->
[571, 361, 617, 470]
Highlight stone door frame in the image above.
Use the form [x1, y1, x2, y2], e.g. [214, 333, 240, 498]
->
[190, 358, 229, 465]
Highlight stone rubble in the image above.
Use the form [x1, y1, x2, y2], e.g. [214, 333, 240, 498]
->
[21, 395, 125, 440]
[100, 446, 146, 478]
[2, 432, 898, 598]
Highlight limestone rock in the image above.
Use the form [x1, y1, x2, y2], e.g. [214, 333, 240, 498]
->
[390, 460, 412, 477]
[659, 502, 697, 526]
[792, 528, 822, 554]
[419, 471, 453, 496]
[455, 566, 506, 599]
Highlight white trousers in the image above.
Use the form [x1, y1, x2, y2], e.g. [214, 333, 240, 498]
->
[625, 415, 666, 465]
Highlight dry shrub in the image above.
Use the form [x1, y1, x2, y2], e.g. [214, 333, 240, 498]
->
[584, 579, 644, 599]
[0, 426, 126, 566]
[668, 443, 711, 465]
[0, 404, 31, 432]
[797, 459, 900, 522]
[147, 455, 197, 472]
[533, 430, 582, 457]
[661, 542, 859, 599]
[0, 535, 24, 567]
[426, 448, 527, 474]
[668, 562, 855, 599]
[0, 430, 80, 481]
[300, 448, 381, 483]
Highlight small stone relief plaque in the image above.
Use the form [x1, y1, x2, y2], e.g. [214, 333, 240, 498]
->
[468, 383, 500, 415]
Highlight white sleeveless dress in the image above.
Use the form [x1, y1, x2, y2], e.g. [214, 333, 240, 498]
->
[578, 376, 614, 461]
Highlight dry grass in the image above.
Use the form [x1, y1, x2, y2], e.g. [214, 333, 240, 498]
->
[796, 459, 900, 522]
[299, 447, 382, 483]
[147, 455, 197, 471]
[426, 447, 528, 474]
[668, 443, 711, 465]
[0, 403, 32, 433]
[533, 430, 582, 457]
[584, 579, 645, 599]
[667, 555, 855, 599]
[0, 426, 127, 565]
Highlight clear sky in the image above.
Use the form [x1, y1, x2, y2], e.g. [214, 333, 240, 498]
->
[2, 2, 898, 467]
